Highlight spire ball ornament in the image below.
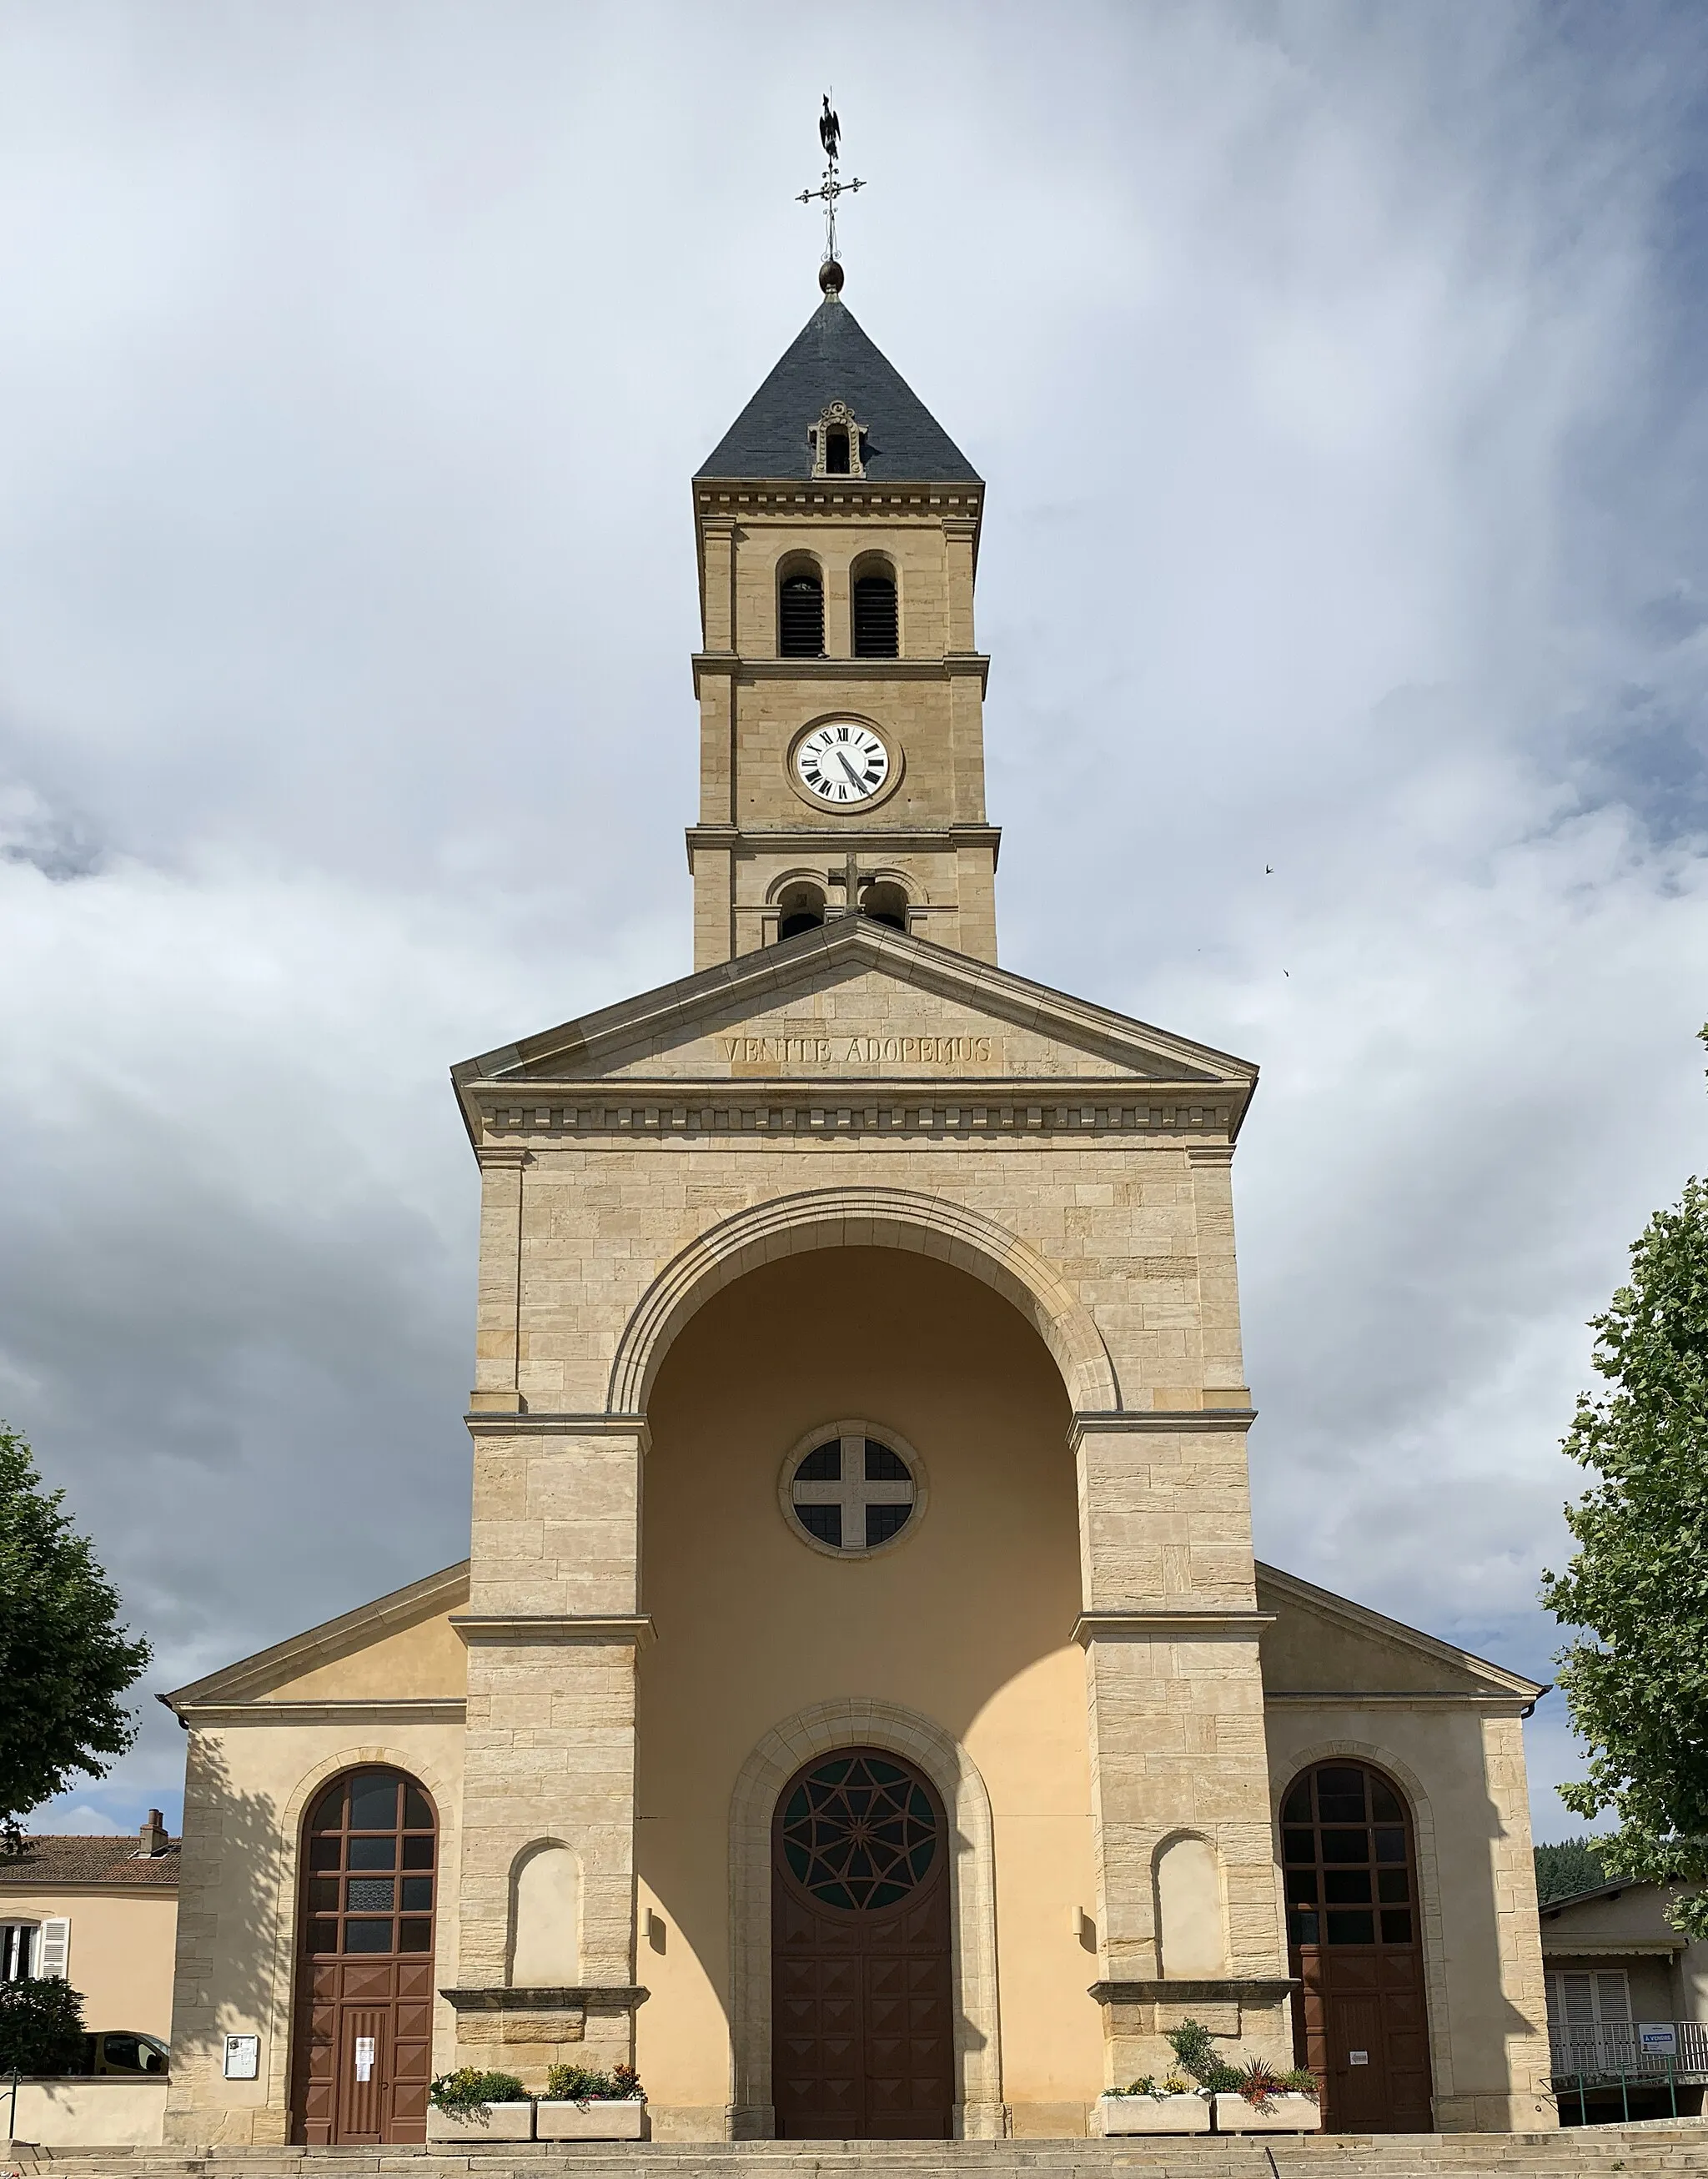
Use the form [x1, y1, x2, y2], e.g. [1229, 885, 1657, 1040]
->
[796, 92, 864, 287]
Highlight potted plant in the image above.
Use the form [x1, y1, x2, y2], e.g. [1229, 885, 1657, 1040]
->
[535, 2061, 648, 2141]
[1213, 2056, 1323, 2134]
[425, 2067, 534, 2141]
[1097, 2071, 1210, 2135]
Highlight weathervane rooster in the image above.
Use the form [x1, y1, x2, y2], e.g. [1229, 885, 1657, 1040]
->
[798, 93, 863, 286]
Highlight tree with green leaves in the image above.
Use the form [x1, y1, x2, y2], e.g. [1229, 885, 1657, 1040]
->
[1540, 1041, 1708, 1939]
[0, 1976, 87, 2075]
[0, 1425, 151, 1847]
[1533, 1836, 1607, 1905]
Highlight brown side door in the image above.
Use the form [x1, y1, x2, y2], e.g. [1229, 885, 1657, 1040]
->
[772, 1748, 953, 2138]
[291, 1768, 438, 2145]
[1283, 1760, 1434, 2132]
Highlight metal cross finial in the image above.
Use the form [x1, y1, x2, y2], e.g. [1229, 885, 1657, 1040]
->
[796, 92, 864, 278]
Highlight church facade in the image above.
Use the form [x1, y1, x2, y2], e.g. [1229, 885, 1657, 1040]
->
[163, 272, 1556, 2146]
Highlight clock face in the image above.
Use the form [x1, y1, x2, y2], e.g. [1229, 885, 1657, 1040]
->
[794, 720, 891, 806]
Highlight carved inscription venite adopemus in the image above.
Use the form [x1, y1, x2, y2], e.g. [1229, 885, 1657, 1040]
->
[716, 1030, 999, 1072]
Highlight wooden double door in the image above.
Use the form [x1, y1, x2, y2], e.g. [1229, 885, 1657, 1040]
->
[771, 1749, 954, 2138]
[1284, 1761, 1434, 2131]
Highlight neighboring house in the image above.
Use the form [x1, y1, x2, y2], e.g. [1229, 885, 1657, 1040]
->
[1539, 1877, 1708, 2121]
[0, 1812, 179, 2041]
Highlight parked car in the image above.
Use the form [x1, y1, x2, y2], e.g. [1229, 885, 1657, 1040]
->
[79, 2031, 169, 2076]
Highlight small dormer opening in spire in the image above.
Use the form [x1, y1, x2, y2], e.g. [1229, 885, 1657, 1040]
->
[777, 881, 826, 941]
[777, 557, 825, 658]
[809, 400, 866, 479]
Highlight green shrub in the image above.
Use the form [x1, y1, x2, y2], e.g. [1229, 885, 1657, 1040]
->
[544, 2061, 645, 2101]
[1164, 2017, 1242, 2093]
[427, 2067, 527, 2118]
[0, 1976, 86, 2075]
[1281, 2067, 1319, 2098]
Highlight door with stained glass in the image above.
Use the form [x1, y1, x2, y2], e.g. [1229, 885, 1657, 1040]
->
[771, 1749, 953, 2139]
[1281, 1762, 1434, 2132]
[291, 1768, 437, 2144]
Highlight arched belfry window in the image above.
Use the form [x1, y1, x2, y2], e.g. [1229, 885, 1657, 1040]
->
[861, 880, 908, 933]
[853, 566, 898, 658]
[777, 881, 826, 941]
[779, 568, 825, 659]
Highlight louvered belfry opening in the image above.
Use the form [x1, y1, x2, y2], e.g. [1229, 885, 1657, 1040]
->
[779, 572, 825, 658]
[853, 573, 898, 658]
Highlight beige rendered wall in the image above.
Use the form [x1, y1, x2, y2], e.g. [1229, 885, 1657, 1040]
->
[0, 1886, 177, 2039]
[633, 1246, 1104, 2139]
[166, 1716, 465, 2146]
[1264, 1704, 1555, 2133]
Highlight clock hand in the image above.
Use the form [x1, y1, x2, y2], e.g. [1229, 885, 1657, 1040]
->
[836, 751, 867, 791]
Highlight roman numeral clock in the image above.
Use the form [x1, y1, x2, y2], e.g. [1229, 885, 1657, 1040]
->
[792, 719, 892, 806]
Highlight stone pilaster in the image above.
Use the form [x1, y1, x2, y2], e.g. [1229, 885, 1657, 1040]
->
[450, 1416, 651, 2083]
[1072, 1411, 1290, 2087]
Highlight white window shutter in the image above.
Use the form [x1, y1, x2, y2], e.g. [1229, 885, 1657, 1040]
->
[38, 1918, 69, 1978]
[1560, 1971, 1595, 2025]
[1595, 1971, 1631, 2022]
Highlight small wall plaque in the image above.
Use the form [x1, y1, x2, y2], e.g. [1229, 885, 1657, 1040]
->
[223, 2034, 259, 2080]
[1349, 2051, 1369, 2066]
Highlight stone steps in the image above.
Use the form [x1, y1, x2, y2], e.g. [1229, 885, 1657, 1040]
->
[9, 2133, 1705, 2179]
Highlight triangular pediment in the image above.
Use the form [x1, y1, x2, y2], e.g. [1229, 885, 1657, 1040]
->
[453, 925, 1257, 1112]
[1256, 1563, 1544, 1702]
[163, 1562, 470, 1712]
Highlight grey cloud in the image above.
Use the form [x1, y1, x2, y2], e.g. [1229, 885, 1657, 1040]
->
[2, 1, 1706, 1840]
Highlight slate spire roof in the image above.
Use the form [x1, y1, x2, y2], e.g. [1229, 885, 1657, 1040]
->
[697, 293, 980, 484]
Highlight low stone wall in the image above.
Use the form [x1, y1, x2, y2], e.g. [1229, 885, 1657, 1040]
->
[2, 2076, 168, 2146]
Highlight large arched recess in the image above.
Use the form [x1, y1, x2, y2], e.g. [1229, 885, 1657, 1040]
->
[605, 1186, 1119, 1418]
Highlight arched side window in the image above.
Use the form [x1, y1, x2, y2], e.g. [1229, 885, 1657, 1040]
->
[852, 561, 898, 658]
[860, 880, 908, 933]
[777, 881, 826, 941]
[1279, 1760, 1433, 2131]
[778, 563, 825, 658]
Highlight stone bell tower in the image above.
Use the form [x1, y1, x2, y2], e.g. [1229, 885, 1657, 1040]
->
[688, 265, 999, 967]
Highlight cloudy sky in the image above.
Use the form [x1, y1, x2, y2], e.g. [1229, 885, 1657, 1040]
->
[3, 2, 1705, 1842]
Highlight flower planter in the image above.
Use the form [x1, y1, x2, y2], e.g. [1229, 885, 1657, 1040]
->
[1213, 2091, 1322, 2134]
[535, 2098, 649, 2141]
[427, 2100, 535, 2141]
[1098, 2091, 1210, 2135]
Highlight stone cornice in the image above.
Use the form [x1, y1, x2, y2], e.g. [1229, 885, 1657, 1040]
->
[1089, 1979, 1298, 2006]
[694, 481, 981, 516]
[684, 821, 1002, 855]
[440, 1986, 649, 2012]
[692, 652, 989, 695]
[448, 1614, 656, 1649]
[168, 1699, 466, 1729]
[1068, 1410, 1257, 1447]
[472, 1091, 1238, 1149]
[464, 1412, 650, 1448]
[1262, 1689, 1539, 1714]
[1075, 1611, 1275, 1647]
